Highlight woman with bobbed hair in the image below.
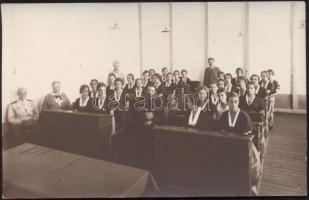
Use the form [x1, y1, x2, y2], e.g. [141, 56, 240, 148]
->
[73, 84, 94, 113]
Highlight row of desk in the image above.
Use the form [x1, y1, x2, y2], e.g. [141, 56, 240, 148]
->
[4, 109, 265, 197]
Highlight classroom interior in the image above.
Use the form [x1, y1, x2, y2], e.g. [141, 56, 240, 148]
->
[1, 2, 307, 197]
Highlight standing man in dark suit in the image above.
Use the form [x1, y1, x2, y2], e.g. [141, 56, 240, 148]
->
[203, 57, 221, 87]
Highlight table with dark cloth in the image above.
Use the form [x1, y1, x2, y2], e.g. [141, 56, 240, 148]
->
[3, 143, 159, 198]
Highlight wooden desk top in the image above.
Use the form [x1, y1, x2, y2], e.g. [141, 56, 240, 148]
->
[152, 125, 253, 141]
[43, 109, 113, 118]
[3, 144, 158, 198]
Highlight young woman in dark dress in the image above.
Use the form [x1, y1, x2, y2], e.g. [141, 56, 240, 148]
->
[73, 84, 94, 113]
[92, 82, 109, 114]
[219, 92, 261, 193]
[239, 83, 266, 113]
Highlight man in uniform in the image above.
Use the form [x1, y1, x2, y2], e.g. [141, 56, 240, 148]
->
[8, 87, 39, 146]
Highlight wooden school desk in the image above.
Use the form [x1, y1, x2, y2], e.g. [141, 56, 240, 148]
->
[3, 143, 159, 198]
[37, 109, 116, 160]
[152, 125, 255, 196]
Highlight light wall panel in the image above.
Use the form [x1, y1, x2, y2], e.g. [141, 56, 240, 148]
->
[141, 3, 170, 73]
[248, 2, 291, 94]
[172, 2, 205, 81]
[208, 2, 245, 75]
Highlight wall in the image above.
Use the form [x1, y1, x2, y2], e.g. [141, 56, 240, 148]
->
[1, 2, 306, 122]
[208, 2, 245, 75]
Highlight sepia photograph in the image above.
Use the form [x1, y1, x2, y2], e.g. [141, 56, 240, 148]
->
[1, 1, 307, 198]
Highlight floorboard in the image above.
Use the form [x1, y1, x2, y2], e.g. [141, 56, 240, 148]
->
[259, 113, 307, 196]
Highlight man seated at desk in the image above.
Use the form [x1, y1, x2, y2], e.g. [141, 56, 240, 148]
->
[42, 81, 71, 111]
[219, 92, 261, 194]
[8, 87, 39, 145]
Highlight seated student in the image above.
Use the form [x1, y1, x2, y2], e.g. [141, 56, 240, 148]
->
[232, 67, 249, 87]
[213, 88, 229, 121]
[185, 86, 213, 129]
[131, 84, 164, 127]
[73, 85, 94, 113]
[239, 83, 266, 113]
[267, 69, 280, 128]
[164, 72, 176, 97]
[8, 87, 39, 145]
[218, 71, 225, 81]
[142, 70, 151, 88]
[180, 69, 191, 87]
[161, 67, 169, 82]
[250, 74, 267, 99]
[238, 77, 247, 97]
[108, 78, 127, 130]
[173, 70, 186, 95]
[149, 68, 156, 77]
[225, 73, 239, 95]
[219, 92, 261, 192]
[208, 82, 219, 113]
[128, 78, 144, 112]
[89, 79, 99, 98]
[106, 73, 116, 97]
[42, 81, 71, 111]
[217, 78, 225, 90]
[152, 73, 166, 97]
[259, 70, 271, 94]
[93, 82, 109, 114]
[123, 73, 135, 95]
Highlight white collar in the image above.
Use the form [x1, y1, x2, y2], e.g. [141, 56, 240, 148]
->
[228, 108, 240, 127]
[211, 94, 218, 105]
[90, 91, 98, 98]
[128, 83, 134, 89]
[188, 107, 202, 126]
[226, 84, 232, 92]
[135, 88, 143, 97]
[217, 103, 229, 111]
[79, 96, 90, 107]
[261, 81, 269, 88]
[246, 95, 255, 105]
[155, 83, 161, 89]
[98, 97, 106, 109]
[114, 90, 123, 102]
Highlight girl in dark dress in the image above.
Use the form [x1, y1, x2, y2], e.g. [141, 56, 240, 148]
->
[92, 82, 109, 114]
[73, 84, 94, 113]
[250, 74, 267, 99]
[164, 72, 176, 98]
[152, 73, 166, 97]
[238, 77, 247, 98]
[123, 73, 135, 96]
[89, 79, 99, 98]
[185, 86, 213, 130]
[106, 73, 116, 97]
[108, 78, 127, 131]
[225, 73, 239, 95]
[267, 69, 280, 128]
[219, 92, 261, 193]
[239, 83, 266, 113]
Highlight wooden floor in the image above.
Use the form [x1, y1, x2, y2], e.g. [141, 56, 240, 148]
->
[259, 113, 307, 196]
